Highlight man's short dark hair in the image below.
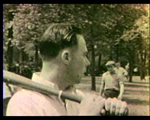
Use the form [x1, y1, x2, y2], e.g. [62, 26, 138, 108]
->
[39, 23, 82, 61]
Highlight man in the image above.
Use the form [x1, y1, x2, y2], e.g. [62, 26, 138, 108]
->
[115, 62, 128, 80]
[99, 61, 124, 100]
[125, 63, 129, 72]
[125, 63, 129, 80]
[6, 24, 128, 116]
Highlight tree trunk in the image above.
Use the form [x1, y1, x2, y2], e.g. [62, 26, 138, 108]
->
[127, 45, 135, 83]
[98, 52, 101, 74]
[7, 41, 13, 71]
[19, 48, 24, 74]
[34, 44, 39, 71]
[129, 60, 133, 82]
[140, 69, 145, 80]
[7, 27, 13, 72]
[139, 50, 146, 80]
[116, 44, 119, 62]
[109, 44, 113, 60]
[6, 11, 14, 72]
[91, 43, 96, 91]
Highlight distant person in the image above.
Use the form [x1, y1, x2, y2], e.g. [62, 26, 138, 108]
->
[115, 62, 128, 81]
[99, 61, 125, 100]
[125, 63, 129, 72]
[125, 63, 130, 80]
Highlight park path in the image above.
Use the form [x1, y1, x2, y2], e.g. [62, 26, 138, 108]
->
[75, 76, 149, 116]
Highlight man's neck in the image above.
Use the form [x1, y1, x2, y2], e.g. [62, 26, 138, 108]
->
[109, 70, 116, 74]
[40, 61, 69, 91]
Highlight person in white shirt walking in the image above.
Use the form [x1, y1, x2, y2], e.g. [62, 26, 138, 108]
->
[115, 62, 128, 81]
[99, 61, 125, 100]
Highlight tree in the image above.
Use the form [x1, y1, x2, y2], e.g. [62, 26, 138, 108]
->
[4, 4, 149, 87]
[4, 4, 18, 71]
[119, 4, 149, 82]
[134, 6, 149, 80]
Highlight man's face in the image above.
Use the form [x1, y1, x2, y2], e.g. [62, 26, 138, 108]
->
[67, 34, 90, 84]
[106, 65, 115, 73]
[116, 63, 120, 67]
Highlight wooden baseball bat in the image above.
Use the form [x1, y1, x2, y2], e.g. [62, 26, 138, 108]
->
[3, 70, 82, 103]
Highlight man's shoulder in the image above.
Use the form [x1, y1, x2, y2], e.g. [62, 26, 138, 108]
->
[119, 67, 125, 71]
[12, 89, 43, 97]
[6, 89, 61, 116]
[102, 72, 109, 76]
[9, 89, 51, 105]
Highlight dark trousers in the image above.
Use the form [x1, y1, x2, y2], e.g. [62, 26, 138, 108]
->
[103, 89, 119, 99]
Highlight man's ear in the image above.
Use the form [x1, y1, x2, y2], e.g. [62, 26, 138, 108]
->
[61, 50, 71, 65]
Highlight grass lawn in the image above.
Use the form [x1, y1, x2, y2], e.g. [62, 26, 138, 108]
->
[76, 76, 149, 116]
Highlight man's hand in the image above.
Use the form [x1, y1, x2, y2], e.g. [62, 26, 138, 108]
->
[79, 95, 128, 116]
[79, 95, 106, 115]
[103, 98, 128, 116]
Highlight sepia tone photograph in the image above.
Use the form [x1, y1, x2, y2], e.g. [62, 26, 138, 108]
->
[3, 4, 149, 116]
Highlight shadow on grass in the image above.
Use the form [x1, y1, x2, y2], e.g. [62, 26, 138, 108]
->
[131, 82, 150, 84]
[124, 89, 149, 94]
[123, 97, 149, 105]
[125, 84, 149, 88]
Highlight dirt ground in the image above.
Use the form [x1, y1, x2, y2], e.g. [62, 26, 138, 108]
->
[75, 76, 149, 116]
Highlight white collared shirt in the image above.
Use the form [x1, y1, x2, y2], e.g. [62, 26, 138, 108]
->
[101, 71, 124, 91]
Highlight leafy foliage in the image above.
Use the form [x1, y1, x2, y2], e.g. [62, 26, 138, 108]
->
[4, 4, 149, 82]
